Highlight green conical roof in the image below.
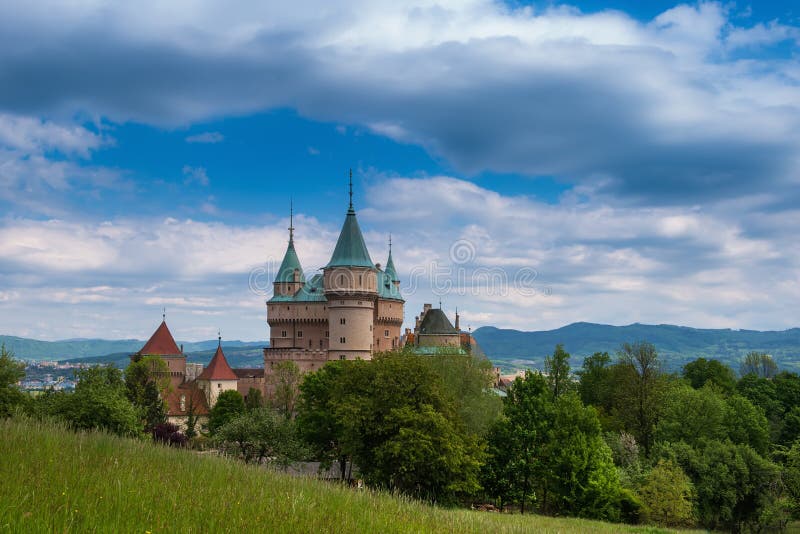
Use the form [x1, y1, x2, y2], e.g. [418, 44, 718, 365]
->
[326, 207, 375, 268]
[275, 239, 305, 283]
[385, 248, 399, 282]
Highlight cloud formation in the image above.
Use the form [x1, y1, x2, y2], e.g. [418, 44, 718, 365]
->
[0, 1, 798, 203]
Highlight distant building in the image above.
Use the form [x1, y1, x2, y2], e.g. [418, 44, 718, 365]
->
[403, 303, 483, 355]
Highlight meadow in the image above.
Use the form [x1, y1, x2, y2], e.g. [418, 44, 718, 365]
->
[0, 417, 697, 533]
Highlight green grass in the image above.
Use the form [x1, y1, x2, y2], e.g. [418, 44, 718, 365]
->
[0, 418, 699, 533]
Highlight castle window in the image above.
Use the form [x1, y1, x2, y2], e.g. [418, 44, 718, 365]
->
[325, 331, 329, 337]
[309, 340, 312, 348]
[340, 337, 346, 344]
[339, 274, 344, 286]
[339, 355, 346, 360]
[281, 330, 287, 337]
[297, 331, 303, 338]
[385, 329, 389, 337]
[319, 340, 323, 348]
[180, 395, 186, 412]
[369, 325, 372, 331]
[218, 383, 222, 389]
[359, 275, 362, 285]
[340, 318, 346, 325]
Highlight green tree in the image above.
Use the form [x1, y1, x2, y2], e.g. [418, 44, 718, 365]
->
[682, 357, 736, 393]
[296, 361, 350, 480]
[124, 355, 169, 431]
[544, 344, 572, 399]
[741, 351, 778, 379]
[208, 389, 245, 435]
[483, 372, 627, 520]
[0, 344, 26, 417]
[614, 341, 667, 457]
[268, 361, 302, 418]
[245, 387, 264, 411]
[656, 384, 726, 448]
[577, 352, 613, 412]
[639, 459, 694, 527]
[216, 408, 305, 467]
[53, 366, 141, 436]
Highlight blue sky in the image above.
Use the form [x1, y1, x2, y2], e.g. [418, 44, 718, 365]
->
[1, 1, 799, 341]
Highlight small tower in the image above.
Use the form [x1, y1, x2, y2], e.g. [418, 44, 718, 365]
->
[133, 315, 186, 389]
[324, 171, 378, 360]
[273, 201, 305, 297]
[385, 235, 400, 289]
[196, 334, 238, 408]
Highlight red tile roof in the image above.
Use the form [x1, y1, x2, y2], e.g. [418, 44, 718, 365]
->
[197, 344, 238, 381]
[138, 321, 182, 356]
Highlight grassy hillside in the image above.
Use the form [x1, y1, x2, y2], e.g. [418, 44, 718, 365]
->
[0, 418, 686, 533]
[474, 322, 800, 373]
[60, 344, 268, 369]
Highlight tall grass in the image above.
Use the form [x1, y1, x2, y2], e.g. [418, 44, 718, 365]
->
[1, 417, 693, 533]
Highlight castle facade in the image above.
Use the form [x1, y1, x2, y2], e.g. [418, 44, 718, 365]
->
[264, 189, 404, 376]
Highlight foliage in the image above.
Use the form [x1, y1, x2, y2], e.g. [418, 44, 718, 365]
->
[0, 417, 678, 533]
[124, 355, 169, 431]
[152, 422, 187, 447]
[741, 351, 778, 379]
[638, 459, 694, 527]
[268, 360, 302, 417]
[0, 344, 27, 417]
[245, 387, 264, 411]
[544, 344, 572, 398]
[208, 389, 245, 435]
[28, 366, 141, 437]
[576, 352, 613, 415]
[297, 351, 486, 503]
[681, 357, 736, 394]
[613, 341, 668, 457]
[482, 371, 629, 521]
[215, 408, 305, 467]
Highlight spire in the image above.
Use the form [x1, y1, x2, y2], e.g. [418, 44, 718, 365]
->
[326, 172, 374, 268]
[385, 234, 399, 282]
[348, 169, 353, 211]
[275, 201, 305, 284]
[218, 330, 221, 347]
[289, 198, 294, 244]
[139, 320, 182, 356]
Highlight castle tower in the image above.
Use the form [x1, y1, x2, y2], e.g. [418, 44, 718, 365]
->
[133, 316, 186, 389]
[273, 202, 305, 298]
[385, 235, 400, 289]
[196, 336, 238, 408]
[324, 173, 378, 360]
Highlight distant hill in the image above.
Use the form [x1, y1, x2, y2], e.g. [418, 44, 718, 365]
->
[60, 344, 268, 369]
[0, 335, 267, 362]
[473, 322, 800, 373]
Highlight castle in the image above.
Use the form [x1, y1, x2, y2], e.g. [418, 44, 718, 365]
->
[263, 181, 404, 379]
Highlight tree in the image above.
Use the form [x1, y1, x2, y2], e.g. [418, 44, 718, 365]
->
[682, 357, 736, 394]
[268, 361, 302, 418]
[215, 408, 305, 467]
[544, 344, 571, 399]
[614, 341, 667, 457]
[577, 352, 613, 412]
[296, 361, 350, 480]
[48, 366, 141, 437]
[124, 355, 168, 431]
[741, 351, 778, 379]
[639, 459, 694, 527]
[483, 372, 628, 520]
[0, 344, 26, 417]
[208, 389, 245, 435]
[245, 387, 264, 411]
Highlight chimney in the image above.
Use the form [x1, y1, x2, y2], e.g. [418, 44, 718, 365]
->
[423, 303, 432, 313]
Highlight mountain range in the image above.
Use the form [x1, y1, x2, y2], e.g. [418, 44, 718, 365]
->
[5, 322, 800, 374]
[473, 322, 800, 373]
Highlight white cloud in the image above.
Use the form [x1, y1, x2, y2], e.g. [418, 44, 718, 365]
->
[182, 165, 210, 186]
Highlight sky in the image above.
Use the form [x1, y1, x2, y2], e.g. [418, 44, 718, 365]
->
[1, 0, 799, 341]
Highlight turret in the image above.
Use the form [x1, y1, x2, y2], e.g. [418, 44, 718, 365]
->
[385, 235, 400, 289]
[273, 202, 305, 297]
